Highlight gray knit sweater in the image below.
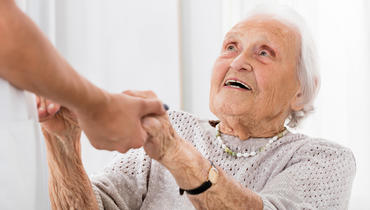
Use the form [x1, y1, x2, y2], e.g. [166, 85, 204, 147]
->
[91, 110, 356, 210]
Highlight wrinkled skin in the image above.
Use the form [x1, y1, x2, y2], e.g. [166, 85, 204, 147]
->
[123, 90, 181, 162]
[37, 96, 98, 210]
[209, 16, 303, 140]
[37, 96, 79, 139]
[38, 90, 179, 163]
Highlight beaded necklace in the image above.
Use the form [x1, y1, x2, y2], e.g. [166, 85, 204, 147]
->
[215, 123, 288, 158]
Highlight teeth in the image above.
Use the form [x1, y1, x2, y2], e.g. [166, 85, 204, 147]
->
[225, 79, 251, 90]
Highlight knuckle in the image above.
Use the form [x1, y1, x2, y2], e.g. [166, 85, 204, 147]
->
[123, 90, 133, 95]
[145, 90, 157, 97]
[131, 143, 142, 149]
[90, 141, 105, 150]
[117, 148, 129, 153]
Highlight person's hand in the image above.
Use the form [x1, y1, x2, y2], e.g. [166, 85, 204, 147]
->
[37, 96, 81, 141]
[122, 90, 179, 161]
[141, 114, 181, 161]
[74, 91, 166, 153]
[37, 96, 61, 123]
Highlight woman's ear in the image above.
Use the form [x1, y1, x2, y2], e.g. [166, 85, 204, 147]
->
[290, 89, 304, 111]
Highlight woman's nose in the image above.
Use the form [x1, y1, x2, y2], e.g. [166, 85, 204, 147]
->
[230, 53, 253, 72]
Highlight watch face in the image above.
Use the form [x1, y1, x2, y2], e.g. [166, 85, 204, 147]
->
[208, 167, 219, 184]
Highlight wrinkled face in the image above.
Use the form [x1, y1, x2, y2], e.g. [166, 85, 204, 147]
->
[209, 17, 302, 124]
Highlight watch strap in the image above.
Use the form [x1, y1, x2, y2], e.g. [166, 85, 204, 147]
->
[179, 180, 212, 195]
[179, 161, 217, 196]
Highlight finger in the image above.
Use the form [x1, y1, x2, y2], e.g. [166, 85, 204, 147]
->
[142, 116, 162, 137]
[123, 90, 158, 99]
[38, 97, 48, 120]
[142, 90, 157, 98]
[122, 90, 136, 96]
[38, 98, 60, 122]
[138, 98, 166, 116]
[45, 100, 61, 116]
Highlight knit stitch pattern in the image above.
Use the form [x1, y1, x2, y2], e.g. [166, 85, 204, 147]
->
[91, 110, 356, 210]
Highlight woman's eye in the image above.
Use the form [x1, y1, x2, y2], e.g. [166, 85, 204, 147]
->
[226, 44, 237, 51]
[259, 50, 269, 56]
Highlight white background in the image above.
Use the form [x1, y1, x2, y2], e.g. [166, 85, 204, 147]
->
[16, 0, 370, 209]
[23, 0, 181, 175]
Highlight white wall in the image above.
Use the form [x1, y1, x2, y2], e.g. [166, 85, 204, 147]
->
[27, 0, 181, 174]
[179, 0, 223, 119]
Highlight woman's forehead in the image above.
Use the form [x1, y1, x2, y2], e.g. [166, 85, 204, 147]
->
[228, 18, 298, 41]
[225, 17, 300, 54]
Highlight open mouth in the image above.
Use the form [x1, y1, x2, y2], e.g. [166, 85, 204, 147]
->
[224, 79, 252, 90]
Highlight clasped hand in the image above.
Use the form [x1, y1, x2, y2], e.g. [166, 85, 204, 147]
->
[37, 90, 181, 161]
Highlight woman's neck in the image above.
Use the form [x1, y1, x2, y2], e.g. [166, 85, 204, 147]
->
[217, 116, 286, 140]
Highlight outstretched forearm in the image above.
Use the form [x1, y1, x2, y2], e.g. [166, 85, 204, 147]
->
[161, 140, 263, 210]
[42, 129, 99, 210]
[0, 0, 107, 113]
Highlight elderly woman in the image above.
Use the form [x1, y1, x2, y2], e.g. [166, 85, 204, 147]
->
[39, 6, 355, 210]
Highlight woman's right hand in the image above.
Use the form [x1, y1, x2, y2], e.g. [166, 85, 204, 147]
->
[37, 96, 80, 139]
[37, 97, 98, 210]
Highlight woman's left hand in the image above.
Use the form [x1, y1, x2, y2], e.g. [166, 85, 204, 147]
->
[123, 90, 180, 161]
[141, 114, 180, 161]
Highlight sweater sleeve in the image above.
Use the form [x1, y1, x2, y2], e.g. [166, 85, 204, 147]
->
[90, 148, 151, 210]
[259, 140, 356, 210]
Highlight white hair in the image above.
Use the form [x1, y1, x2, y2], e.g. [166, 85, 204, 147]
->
[244, 4, 321, 128]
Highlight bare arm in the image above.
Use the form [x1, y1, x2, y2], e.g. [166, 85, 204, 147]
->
[40, 107, 99, 210]
[0, 0, 166, 152]
[0, 0, 105, 111]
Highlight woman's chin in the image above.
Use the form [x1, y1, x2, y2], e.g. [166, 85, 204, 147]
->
[211, 103, 248, 118]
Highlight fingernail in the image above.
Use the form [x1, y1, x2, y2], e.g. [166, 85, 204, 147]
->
[163, 103, 169, 111]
